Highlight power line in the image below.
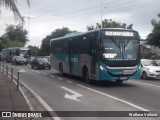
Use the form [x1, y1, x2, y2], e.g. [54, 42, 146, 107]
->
[29, 1, 158, 24]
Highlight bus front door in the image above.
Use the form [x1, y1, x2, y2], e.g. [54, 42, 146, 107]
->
[90, 35, 97, 79]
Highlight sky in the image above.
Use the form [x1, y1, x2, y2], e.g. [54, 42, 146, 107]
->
[0, 0, 160, 47]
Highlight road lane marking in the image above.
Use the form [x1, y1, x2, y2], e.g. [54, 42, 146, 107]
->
[35, 71, 41, 74]
[49, 75, 55, 78]
[130, 81, 160, 88]
[77, 84, 149, 111]
[43, 73, 47, 75]
[67, 81, 73, 83]
[21, 81, 60, 120]
[58, 78, 63, 80]
[61, 86, 83, 102]
[3, 71, 34, 111]
[5, 69, 60, 120]
[19, 69, 26, 72]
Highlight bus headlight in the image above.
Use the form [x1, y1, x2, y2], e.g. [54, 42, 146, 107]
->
[100, 66, 107, 72]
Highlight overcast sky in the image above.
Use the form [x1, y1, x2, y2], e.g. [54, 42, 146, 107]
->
[0, 0, 160, 46]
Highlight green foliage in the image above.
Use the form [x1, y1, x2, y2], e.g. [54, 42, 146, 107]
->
[0, 24, 28, 49]
[28, 45, 40, 56]
[147, 14, 160, 47]
[4, 25, 28, 44]
[40, 27, 73, 56]
[142, 52, 155, 59]
[87, 19, 133, 31]
[151, 55, 160, 60]
[1, 39, 24, 48]
[0, 0, 30, 22]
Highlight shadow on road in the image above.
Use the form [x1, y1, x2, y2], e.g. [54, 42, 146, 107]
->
[51, 73, 135, 88]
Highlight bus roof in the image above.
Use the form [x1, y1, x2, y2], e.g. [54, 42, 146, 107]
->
[50, 28, 137, 42]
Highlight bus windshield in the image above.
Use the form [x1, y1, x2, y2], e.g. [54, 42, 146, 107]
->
[20, 50, 31, 57]
[101, 38, 139, 61]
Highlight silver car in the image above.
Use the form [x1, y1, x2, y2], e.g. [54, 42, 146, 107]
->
[141, 59, 160, 79]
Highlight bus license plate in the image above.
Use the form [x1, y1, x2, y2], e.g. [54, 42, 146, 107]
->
[123, 70, 135, 75]
[119, 77, 128, 80]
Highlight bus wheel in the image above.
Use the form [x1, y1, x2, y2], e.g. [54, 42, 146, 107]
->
[142, 72, 147, 80]
[59, 64, 64, 76]
[83, 68, 90, 83]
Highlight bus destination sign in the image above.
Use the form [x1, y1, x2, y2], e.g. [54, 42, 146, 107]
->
[105, 31, 134, 37]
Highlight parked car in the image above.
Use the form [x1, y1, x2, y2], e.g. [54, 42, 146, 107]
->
[155, 60, 160, 66]
[31, 57, 51, 69]
[29, 56, 35, 64]
[141, 59, 160, 79]
[45, 56, 50, 62]
[12, 56, 27, 65]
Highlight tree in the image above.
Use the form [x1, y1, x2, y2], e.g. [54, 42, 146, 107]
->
[0, 0, 30, 21]
[0, 24, 28, 48]
[87, 19, 133, 31]
[147, 14, 160, 47]
[28, 45, 40, 56]
[40, 27, 73, 56]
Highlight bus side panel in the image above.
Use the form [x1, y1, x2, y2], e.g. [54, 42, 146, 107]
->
[50, 53, 70, 74]
[70, 54, 91, 77]
[69, 54, 100, 80]
[129, 69, 141, 79]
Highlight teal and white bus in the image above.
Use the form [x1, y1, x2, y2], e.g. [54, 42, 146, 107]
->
[2, 47, 31, 62]
[50, 28, 141, 83]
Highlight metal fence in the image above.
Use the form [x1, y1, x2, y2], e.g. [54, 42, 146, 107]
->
[0, 61, 21, 91]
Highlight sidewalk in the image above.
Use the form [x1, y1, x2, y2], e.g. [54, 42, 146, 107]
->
[0, 71, 30, 111]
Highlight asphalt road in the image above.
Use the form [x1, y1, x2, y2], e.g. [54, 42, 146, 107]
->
[2, 62, 160, 120]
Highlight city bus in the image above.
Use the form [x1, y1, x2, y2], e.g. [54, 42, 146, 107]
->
[2, 47, 31, 62]
[50, 28, 141, 83]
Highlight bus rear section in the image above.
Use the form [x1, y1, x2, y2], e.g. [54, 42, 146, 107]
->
[50, 28, 141, 83]
[2, 47, 31, 62]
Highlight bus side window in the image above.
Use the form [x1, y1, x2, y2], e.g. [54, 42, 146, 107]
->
[88, 33, 97, 54]
[16, 49, 20, 55]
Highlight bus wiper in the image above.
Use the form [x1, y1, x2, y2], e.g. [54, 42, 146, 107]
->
[110, 37, 121, 49]
[123, 37, 131, 51]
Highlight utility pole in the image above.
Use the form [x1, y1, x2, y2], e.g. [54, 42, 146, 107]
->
[101, 0, 103, 29]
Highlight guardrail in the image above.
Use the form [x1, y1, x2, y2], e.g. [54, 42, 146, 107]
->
[0, 61, 21, 91]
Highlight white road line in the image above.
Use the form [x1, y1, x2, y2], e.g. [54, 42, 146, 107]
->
[77, 84, 149, 111]
[61, 86, 83, 102]
[58, 78, 63, 80]
[129, 81, 160, 88]
[19, 69, 26, 72]
[49, 75, 55, 78]
[4, 71, 34, 111]
[20, 81, 60, 120]
[5, 69, 60, 120]
[30, 70, 35, 72]
[43, 73, 47, 75]
[35, 71, 41, 74]
[67, 81, 73, 83]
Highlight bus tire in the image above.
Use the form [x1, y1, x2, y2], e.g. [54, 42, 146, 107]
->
[83, 67, 90, 83]
[142, 72, 147, 80]
[59, 64, 64, 76]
